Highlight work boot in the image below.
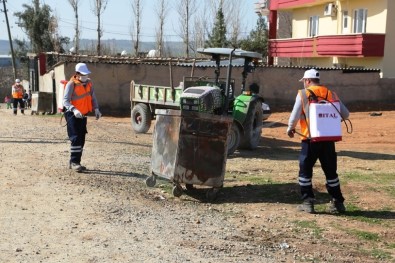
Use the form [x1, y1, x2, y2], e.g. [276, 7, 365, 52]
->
[70, 162, 83, 172]
[297, 198, 315, 214]
[327, 199, 346, 213]
[69, 162, 86, 171]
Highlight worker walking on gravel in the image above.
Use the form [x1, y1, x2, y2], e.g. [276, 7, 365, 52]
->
[63, 63, 102, 172]
[287, 69, 349, 214]
[11, 79, 25, 115]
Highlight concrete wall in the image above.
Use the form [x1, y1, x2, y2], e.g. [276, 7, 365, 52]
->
[47, 62, 395, 116]
[252, 67, 394, 111]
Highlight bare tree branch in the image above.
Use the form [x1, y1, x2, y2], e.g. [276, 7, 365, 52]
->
[67, 0, 80, 53]
[130, 0, 144, 56]
[154, 0, 169, 57]
[191, 14, 208, 55]
[226, 0, 244, 47]
[176, 0, 197, 58]
[90, 0, 108, 55]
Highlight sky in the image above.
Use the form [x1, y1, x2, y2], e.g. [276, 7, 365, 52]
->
[1, 0, 262, 42]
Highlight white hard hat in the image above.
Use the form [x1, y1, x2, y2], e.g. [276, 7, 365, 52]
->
[299, 69, 320, 81]
[15, 79, 21, 83]
[75, 63, 91, 75]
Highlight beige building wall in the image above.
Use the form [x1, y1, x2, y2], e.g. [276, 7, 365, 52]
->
[289, 0, 394, 77]
[338, 0, 387, 34]
[292, 8, 314, 38]
[383, 0, 395, 78]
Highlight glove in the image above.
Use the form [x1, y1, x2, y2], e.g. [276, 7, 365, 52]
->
[95, 108, 102, 120]
[73, 108, 83, 119]
[287, 128, 295, 138]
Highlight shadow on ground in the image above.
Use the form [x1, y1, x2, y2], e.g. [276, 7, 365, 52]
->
[83, 169, 147, 180]
[181, 184, 395, 220]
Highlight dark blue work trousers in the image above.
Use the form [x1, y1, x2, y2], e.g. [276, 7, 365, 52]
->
[298, 140, 345, 202]
[12, 98, 25, 114]
[65, 111, 87, 165]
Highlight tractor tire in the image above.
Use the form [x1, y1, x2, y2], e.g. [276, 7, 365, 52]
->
[239, 100, 263, 150]
[227, 122, 240, 156]
[131, 103, 152, 133]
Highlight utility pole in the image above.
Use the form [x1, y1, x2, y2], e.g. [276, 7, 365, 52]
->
[1, 0, 17, 80]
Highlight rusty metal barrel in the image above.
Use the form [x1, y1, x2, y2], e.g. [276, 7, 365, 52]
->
[147, 109, 232, 200]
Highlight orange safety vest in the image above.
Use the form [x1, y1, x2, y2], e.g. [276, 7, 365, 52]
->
[298, 85, 339, 140]
[69, 76, 93, 115]
[12, 84, 24, 99]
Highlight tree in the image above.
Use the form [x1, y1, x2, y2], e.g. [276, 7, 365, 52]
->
[155, 0, 169, 57]
[49, 14, 70, 53]
[205, 5, 228, 48]
[14, 0, 67, 53]
[226, 0, 244, 48]
[13, 39, 30, 59]
[91, 0, 108, 56]
[67, 0, 81, 54]
[176, 0, 196, 58]
[239, 15, 268, 58]
[205, 0, 243, 48]
[130, 0, 143, 56]
[191, 13, 208, 55]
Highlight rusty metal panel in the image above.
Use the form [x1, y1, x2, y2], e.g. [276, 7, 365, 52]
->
[150, 109, 181, 181]
[151, 109, 232, 188]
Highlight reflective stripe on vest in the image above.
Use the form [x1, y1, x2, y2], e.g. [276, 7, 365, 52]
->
[298, 85, 338, 139]
[70, 77, 93, 115]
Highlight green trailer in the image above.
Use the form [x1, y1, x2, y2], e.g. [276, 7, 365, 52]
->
[130, 81, 183, 133]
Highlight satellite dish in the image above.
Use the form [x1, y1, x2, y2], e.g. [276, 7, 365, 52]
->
[121, 50, 128, 56]
[69, 47, 76, 54]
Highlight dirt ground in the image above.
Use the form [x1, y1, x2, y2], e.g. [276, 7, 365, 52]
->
[0, 104, 394, 263]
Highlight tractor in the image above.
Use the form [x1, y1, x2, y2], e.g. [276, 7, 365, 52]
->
[130, 47, 270, 155]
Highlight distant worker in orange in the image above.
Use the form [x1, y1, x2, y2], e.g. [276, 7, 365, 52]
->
[63, 63, 102, 172]
[11, 79, 25, 115]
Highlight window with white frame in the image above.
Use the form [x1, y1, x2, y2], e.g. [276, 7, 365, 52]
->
[353, 9, 367, 33]
[309, 16, 319, 37]
[342, 10, 350, 33]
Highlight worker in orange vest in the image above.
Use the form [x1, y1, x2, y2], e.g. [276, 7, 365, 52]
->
[11, 79, 25, 115]
[63, 63, 102, 172]
[287, 69, 350, 214]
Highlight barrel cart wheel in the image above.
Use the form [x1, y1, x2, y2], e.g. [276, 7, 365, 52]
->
[145, 174, 157, 187]
[172, 184, 184, 197]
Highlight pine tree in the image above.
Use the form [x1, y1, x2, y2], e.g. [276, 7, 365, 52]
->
[14, 1, 68, 53]
[240, 15, 268, 58]
[205, 6, 228, 48]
